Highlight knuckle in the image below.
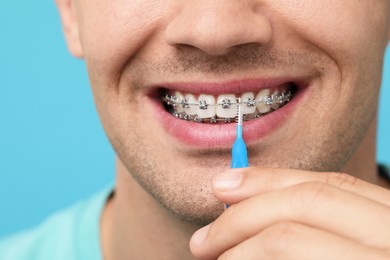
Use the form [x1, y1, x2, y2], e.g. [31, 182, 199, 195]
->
[262, 221, 298, 257]
[326, 172, 360, 189]
[268, 168, 283, 186]
[293, 182, 328, 205]
[290, 182, 330, 217]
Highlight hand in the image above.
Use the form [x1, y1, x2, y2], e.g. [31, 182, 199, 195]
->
[190, 168, 390, 259]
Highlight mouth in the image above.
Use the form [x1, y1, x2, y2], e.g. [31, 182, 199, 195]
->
[149, 78, 306, 148]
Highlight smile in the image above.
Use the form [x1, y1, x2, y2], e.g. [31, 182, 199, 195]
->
[151, 78, 306, 147]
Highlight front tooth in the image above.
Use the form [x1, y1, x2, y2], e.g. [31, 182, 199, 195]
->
[240, 92, 256, 115]
[256, 89, 271, 114]
[174, 91, 185, 113]
[184, 94, 198, 115]
[271, 90, 280, 110]
[216, 94, 236, 118]
[196, 94, 216, 118]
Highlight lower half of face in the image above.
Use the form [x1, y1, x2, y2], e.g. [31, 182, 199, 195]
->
[78, 0, 390, 224]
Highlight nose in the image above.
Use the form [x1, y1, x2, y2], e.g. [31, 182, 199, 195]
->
[165, 1, 272, 56]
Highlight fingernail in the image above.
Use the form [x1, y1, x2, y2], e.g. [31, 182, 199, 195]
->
[213, 171, 243, 191]
[190, 224, 211, 246]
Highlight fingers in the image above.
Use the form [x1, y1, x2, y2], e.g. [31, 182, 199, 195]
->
[212, 167, 390, 207]
[217, 222, 389, 260]
[191, 182, 390, 259]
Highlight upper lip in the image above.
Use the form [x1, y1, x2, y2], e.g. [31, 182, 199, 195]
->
[153, 78, 307, 95]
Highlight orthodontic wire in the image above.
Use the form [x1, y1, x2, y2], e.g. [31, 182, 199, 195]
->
[164, 91, 292, 108]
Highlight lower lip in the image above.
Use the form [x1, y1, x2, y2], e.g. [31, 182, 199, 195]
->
[150, 90, 304, 148]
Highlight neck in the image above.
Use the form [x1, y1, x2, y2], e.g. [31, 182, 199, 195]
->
[102, 159, 199, 260]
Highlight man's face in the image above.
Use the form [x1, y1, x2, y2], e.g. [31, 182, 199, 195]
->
[63, 0, 389, 224]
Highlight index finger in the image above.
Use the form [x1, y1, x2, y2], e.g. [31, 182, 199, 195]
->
[213, 167, 390, 206]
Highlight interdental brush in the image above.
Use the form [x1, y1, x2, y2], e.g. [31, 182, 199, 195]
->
[225, 98, 249, 209]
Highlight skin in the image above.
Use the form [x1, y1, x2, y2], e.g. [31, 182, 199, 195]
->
[56, 0, 390, 259]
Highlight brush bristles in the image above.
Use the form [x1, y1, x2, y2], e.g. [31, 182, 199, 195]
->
[236, 98, 243, 125]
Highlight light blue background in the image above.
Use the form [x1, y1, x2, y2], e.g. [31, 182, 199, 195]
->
[0, 1, 389, 237]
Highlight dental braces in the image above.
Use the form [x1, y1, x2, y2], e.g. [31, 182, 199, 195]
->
[171, 112, 265, 123]
[163, 90, 293, 123]
[163, 91, 292, 109]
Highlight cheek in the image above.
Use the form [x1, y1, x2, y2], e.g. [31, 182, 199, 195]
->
[277, 1, 387, 111]
[78, 0, 167, 86]
[75, 0, 170, 136]
[274, 1, 389, 66]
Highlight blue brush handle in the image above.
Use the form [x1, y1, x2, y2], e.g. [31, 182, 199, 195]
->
[231, 125, 248, 168]
[226, 125, 248, 209]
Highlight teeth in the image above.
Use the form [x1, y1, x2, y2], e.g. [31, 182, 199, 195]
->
[164, 87, 293, 123]
[184, 94, 198, 115]
[256, 89, 271, 114]
[216, 94, 236, 118]
[196, 94, 216, 118]
[174, 91, 185, 113]
[241, 92, 256, 115]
